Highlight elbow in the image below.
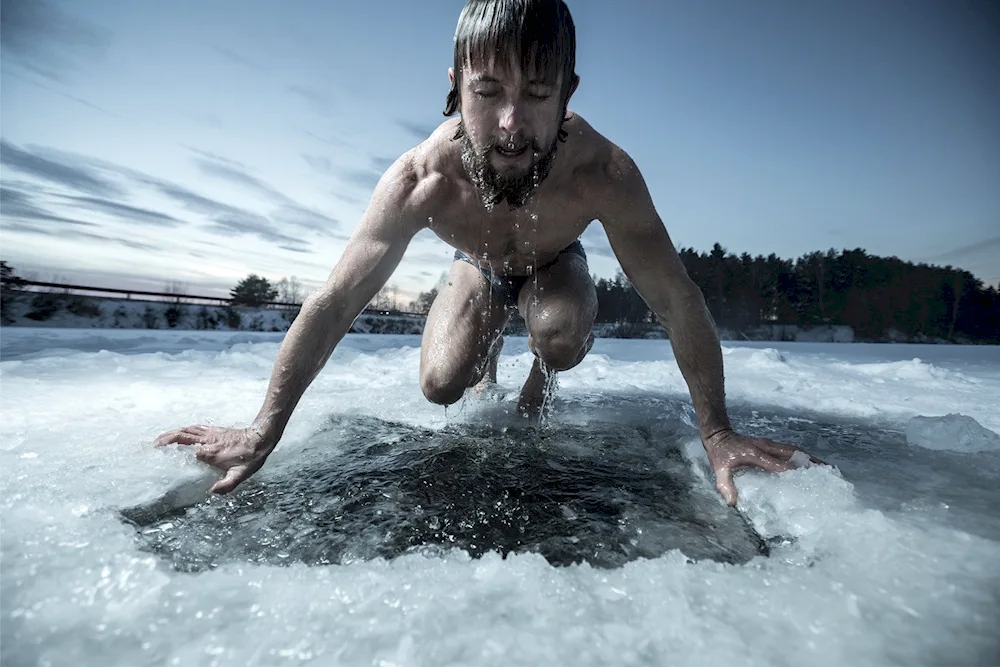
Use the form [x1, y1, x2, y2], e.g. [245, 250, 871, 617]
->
[657, 279, 708, 327]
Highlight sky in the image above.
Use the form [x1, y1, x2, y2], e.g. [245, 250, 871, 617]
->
[1, 0, 998, 304]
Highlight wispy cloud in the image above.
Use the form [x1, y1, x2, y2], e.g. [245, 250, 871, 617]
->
[338, 168, 382, 190]
[334, 155, 397, 193]
[395, 119, 440, 141]
[923, 235, 1000, 264]
[302, 154, 332, 174]
[57, 194, 184, 228]
[579, 222, 616, 259]
[4, 221, 157, 251]
[185, 113, 223, 130]
[2, 140, 336, 254]
[207, 213, 308, 250]
[286, 84, 335, 117]
[299, 128, 351, 149]
[1, 186, 97, 226]
[0, 0, 112, 83]
[211, 45, 267, 72]
[0, 140, 124, 197]
[370, 155, 397, 172]
[271, 205, 342, 238]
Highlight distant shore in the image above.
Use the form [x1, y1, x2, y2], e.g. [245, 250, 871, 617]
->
[1, 291, 984, 345]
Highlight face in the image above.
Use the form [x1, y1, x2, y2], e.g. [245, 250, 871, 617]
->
[451, 56, 571, 210]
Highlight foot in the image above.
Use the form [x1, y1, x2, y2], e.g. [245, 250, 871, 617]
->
[516, 357, 551, 417]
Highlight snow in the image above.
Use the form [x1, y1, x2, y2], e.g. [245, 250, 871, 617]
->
[2, 328, 999, 666]
[905, 414, 1000, 453]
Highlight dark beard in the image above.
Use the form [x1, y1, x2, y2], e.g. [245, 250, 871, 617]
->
[459, 125, 558, 211]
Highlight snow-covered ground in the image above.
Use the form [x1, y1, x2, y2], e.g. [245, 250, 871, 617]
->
[3, 292, 862, 342]
[2, 328, 999, 666]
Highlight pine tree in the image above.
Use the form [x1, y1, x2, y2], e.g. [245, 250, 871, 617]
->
[230, 274, 278, 307]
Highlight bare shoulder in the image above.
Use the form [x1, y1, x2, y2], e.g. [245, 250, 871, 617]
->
[364, 121, 463, 232]
[388, 119, 464, 213]
[560, 113, 651, 219]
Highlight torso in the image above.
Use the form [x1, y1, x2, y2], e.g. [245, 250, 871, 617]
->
[410, 113, 612, 276]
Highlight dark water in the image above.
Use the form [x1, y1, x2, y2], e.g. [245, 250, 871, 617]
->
[121, 413, 770, 571]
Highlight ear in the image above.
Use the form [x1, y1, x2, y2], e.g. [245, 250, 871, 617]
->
[566, 74, 580, 101]
[448, 67, 456, 85]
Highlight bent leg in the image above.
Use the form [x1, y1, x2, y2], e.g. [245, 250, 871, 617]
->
[419, 261, 509, 405]
[515, 250, 597, 413]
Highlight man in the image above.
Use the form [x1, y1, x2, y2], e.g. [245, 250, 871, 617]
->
[156, 0, 820, 505]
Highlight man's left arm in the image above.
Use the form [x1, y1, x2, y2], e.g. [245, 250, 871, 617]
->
[597, 147, 820, 506]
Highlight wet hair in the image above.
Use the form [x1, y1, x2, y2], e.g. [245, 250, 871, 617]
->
[443, 0, 578, 139]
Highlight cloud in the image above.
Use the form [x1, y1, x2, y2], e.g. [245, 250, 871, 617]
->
[206, 213, 308, 251]
[279, 244, 312, 254]
[182, 146, 244, 169]
[196, 158, 293, 203]
[579, 222, 616, 259]
[3, 141, 334, 251]
[189, 155, 340, 237]
[143, 178, 244, 218]
[0, 0, 112, 83]
[302, 154, 331, 174]
[331, 189, 365, 206]
[370, 155, 398, 172]
[271, 205, 343, 238]
[0, 186, 97, 227]
[286, 84, 335, 117]
[211, 46, 267, 72]
[338, 167, 383, 191]
[3, 221, 157, 251]
[329, 154, 397, 193]
[923, 236, 1000, 264]
[186, 113, 223, 130]
[300, 129, 351, 149]
[0, 139, 124, 197]
[142, 177, 312, 247]
[395, 119, 441, 141]
[56, 194, 183, 228]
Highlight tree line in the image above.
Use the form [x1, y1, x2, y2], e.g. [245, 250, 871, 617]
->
[4, 248, 997, 342]
[405, 245, 999, 343]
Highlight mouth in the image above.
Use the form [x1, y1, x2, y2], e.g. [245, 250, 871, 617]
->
[495, 142, 529, 159]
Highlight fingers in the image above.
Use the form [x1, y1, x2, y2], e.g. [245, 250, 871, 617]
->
[754, 438, 828, 467]
[209, 467, 246, 494]
[154, 430, 202, 447]
[754, 439, 799, 459]
[715, 468, 738, 507]
[153, 425, 211, 447]
[745, 450, 794, 474]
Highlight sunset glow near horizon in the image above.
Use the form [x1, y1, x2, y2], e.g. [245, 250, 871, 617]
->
[2, 0, 998, 302]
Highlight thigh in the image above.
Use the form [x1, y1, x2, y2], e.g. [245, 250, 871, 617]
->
[420, 260, 510, 378]
[517, 250, 597, 334]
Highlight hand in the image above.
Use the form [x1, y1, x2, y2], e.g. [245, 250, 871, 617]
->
[702, 428, 825, 506]
[154, 424, 274, 494]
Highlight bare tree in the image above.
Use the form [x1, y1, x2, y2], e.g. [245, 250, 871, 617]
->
[276, 276, 303, 307]
[164, 281, 188, 303]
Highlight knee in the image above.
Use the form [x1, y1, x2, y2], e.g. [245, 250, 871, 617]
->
[529, 323, 594, 371]
[420, 366, 468, 405]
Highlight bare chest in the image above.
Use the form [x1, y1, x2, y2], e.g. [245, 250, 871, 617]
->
[430, 192, 597, 276]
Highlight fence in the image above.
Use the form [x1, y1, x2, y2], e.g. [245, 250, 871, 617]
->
[6, 280, 425, 318]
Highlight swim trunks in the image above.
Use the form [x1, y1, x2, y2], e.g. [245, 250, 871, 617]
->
[453, 240, 587, 309]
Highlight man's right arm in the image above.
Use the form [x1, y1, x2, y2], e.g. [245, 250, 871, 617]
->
[155, 153, 427, 492]
[250, 156, 425, 444]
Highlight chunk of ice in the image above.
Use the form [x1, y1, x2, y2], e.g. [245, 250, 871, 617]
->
[905, 414, 1000, 453]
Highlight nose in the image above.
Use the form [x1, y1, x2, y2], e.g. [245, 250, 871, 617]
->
[498, 101, 525, 135]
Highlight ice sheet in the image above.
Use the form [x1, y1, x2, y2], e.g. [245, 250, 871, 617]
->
[2, 329, 999, 666]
